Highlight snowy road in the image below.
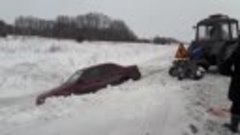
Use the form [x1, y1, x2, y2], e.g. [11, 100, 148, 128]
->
[0, 36, 233, 135]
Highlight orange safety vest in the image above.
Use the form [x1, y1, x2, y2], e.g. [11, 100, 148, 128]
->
[175, 44, 189, 60]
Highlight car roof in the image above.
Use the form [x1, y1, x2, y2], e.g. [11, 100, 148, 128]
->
[81, 63, 122, 71]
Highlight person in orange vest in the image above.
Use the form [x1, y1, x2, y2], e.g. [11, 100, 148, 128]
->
[169, 43, 204, 80]
[175, 43, 189, 60]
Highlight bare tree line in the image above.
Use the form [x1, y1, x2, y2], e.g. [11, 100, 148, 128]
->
[0, 12, 137, 42]
[0, 12, 180, 44]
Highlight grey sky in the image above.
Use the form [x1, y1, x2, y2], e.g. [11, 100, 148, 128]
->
[0, 0, 240, 41]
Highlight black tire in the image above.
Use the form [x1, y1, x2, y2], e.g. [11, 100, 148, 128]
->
[177, 70, 185, 80]
[169, 66, 178, 77]
[198, 62, 209, 71]
[177, 76, 183, 80]
[190, 68, 204, 80]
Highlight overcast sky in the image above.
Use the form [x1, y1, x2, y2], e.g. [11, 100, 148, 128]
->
[0, 0, 240, 41]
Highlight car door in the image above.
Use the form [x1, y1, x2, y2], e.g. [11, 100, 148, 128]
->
[101, 65, 125, 85]
[78, 67, 106, 93]
[89, 65, 119, 87]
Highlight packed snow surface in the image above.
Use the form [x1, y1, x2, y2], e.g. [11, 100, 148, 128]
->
[0, 36, 233, 135]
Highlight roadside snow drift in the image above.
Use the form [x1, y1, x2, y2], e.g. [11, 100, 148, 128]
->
[0, 36, 233, 135]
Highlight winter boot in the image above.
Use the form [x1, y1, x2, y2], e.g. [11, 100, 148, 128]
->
[224, 115, 240, 133]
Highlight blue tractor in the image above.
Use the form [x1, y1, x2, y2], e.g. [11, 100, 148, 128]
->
[188, 14, 240, 73]
[169, 14, 239, 80]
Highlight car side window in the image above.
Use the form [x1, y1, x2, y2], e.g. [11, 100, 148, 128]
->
[100, 64, 120, 74]
[81, 68, 102, 79]
[81, 64, 121, 80]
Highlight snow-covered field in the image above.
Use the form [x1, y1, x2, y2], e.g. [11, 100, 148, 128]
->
[0, 36, 234, 135]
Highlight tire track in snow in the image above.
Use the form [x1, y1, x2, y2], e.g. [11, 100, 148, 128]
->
[134, 56, 192, 135]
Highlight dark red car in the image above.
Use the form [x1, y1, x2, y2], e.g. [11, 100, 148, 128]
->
[36, 63, 141, 105]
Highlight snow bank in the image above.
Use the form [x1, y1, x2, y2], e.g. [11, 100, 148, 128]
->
[0, 36, 172, 98]
[0, 36, 233, 135]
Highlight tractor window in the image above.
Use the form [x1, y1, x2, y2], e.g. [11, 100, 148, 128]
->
[231, 23, 238, 39]
[198, 26, 209, 40]
[207, 24, 230, 40]
[221, 24, 230, 40]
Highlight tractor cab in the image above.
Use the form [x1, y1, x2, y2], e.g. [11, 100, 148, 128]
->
[189, 14, 240, 71]
[195, 14, 239, 42]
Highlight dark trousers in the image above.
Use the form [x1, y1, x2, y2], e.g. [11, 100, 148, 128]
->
[229, 102, 240, 132]
[231, 102, 240, 115]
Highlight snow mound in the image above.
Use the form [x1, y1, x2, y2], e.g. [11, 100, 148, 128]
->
[0, 36, 233, 135]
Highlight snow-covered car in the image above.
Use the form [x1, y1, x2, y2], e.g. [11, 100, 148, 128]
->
[36, 63, 141, 105]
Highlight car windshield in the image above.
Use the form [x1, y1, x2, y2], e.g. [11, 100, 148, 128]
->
[65, 70, 84, 84]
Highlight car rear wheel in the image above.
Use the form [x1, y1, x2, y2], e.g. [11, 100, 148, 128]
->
[169, 66, 178, 77]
